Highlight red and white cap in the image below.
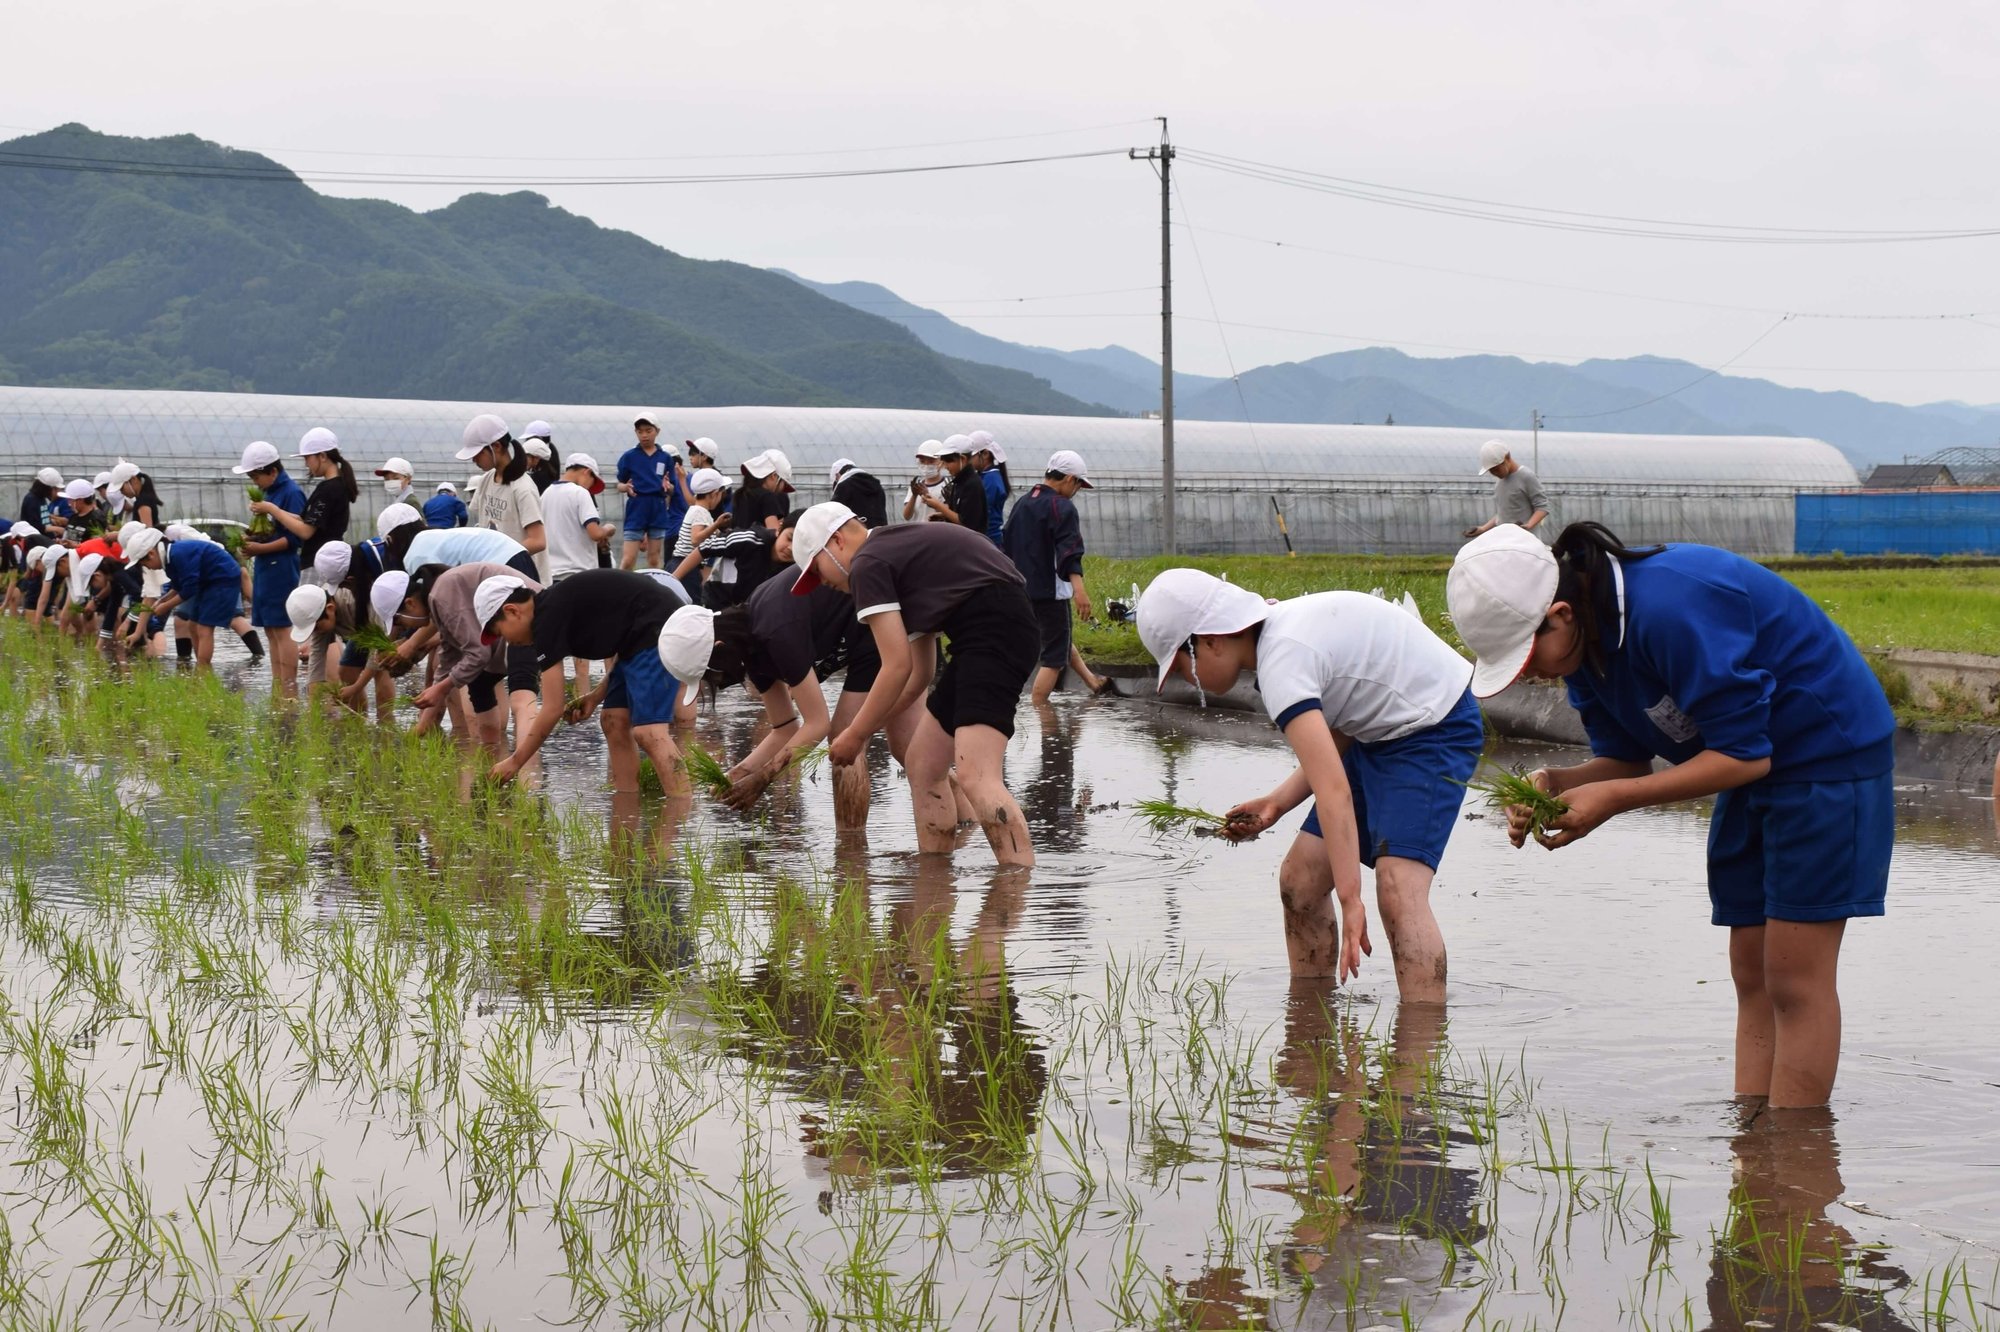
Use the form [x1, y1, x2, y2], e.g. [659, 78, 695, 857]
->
[789, 501, 861, 596]
[1446, 524, 1559, 697]
[564, 452, 605, 495]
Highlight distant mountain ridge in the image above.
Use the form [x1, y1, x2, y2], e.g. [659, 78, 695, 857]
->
[0, 124, 1112, 416]
[786, 275, 2000, 469]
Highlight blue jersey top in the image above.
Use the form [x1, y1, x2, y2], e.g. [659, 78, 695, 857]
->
[164, 539, 240, 599]
[1565, 545, 1894, 784]
[980, 468, 1007, 546]
[422, 494, 470, 529]
[1000, 484, 1084, 602]
[617, 444, 674, 499]
[255, 468, 306, 567]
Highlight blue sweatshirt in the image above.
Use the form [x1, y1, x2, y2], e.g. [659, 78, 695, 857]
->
[1565, 545, 1894, 784]
[164, 539, 242, 599]
[980, 467, 1007, 546]
[1000, 484, 1085, 602]
[422, 493, 470, 529]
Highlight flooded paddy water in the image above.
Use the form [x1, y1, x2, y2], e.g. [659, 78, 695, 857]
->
[0, 630, 1995, 1330]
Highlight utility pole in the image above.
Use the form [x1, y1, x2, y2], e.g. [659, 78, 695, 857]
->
[1131, 119, 1176, 553]
[1531, 408, 1543, 474]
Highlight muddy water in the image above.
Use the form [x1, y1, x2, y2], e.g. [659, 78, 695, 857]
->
[16, 651, 2000, 1329]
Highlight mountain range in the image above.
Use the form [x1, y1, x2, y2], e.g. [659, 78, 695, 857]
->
[4, 124, 1998, 469]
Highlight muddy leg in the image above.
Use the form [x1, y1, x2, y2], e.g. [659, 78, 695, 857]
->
[902, 708, 961, 854]
[830, 689, 873, 829]
[1374, 855, 1446, 1003]
[953, 723, 1034, 868]
[1279, 831, 1341, 978]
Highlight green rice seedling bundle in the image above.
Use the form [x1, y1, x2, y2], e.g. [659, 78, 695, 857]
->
[1132, 796, 1231, 836]
[346, 623, 398, 655]
[1463, 765, 1569, 836]
[784, 744, 830, 778]
[244, 485, 275, 537]
[220, 525, 246, 558]
[682, 744, 733, 797]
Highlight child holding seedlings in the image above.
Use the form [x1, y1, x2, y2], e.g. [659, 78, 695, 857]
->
[402, 561, 545, 753]
[481, 569, 693, 793]
[791, 501, 1039, 867]
[1447, 522, 1896, 1109]
[657, 560, 882, 824]
[233, 440, 307, 699]
[1137, 569, 1483, 999]
[131, 528, 241, 666]
[254, 428, 357, 572]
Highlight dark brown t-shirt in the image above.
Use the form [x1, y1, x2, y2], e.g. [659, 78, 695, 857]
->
[846, 523, 1024, 634]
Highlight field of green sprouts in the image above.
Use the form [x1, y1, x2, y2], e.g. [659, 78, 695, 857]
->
[0, 625, 1993, 1330]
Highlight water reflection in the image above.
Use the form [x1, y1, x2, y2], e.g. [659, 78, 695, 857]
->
[1704, 1105, 1916, 1332]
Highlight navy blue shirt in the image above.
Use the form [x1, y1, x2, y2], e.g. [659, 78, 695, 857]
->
[422, 494, 470, 529]
[1000, 484, 1085, 602]
[617, 444, 672, 498]
[254, 468, 306, 573]
[980, 468, 1008, 546]
[1565, 545, 1894, 784]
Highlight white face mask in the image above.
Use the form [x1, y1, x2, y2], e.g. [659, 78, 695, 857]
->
[919, 465, 944, 486]
[383, 478, 404, 494]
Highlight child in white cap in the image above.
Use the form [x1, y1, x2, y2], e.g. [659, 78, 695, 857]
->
[1138, 568, 1483, 998]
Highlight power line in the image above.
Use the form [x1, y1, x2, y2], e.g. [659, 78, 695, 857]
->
[1179, 147, 2000, 244]
[0, 118, 1157, 165]
[0, 145, 1131, 188]
[1184, 223, 1997, 321]
[1545, 316, 1795, 421]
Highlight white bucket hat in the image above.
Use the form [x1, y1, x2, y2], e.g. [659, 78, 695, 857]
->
[1447, 524, 1560, 697]
[657, 605, 717, 685]
[1136, 568, 1274, 693]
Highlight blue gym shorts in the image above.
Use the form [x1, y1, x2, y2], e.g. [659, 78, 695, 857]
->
[249, 558, 297, 630]
[604, 647, 681, 728]
[1706, 770, 1893, 926]
[186, 580, 241, 628]
[1300, 687, 1484, 871]
[623, 495, 669, 539]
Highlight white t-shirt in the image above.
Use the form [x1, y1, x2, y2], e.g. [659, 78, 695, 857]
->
[673, 505, 714, 560]
[541, 481, 604, 579]
[473, 472, 546, 578]
[1254, 591, 1472, 744]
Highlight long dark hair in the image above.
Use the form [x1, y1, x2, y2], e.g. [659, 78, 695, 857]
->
[494, 436, 528, 486]
[1549, 522, 1664, 678]
[28, 480, 54, 502]
[404, 562, 449, 610]
[703, 605, 755, 692]
[528, 454, 560, 492]
[386, 520, 427, 570]
[995, 461, 1011, 491]
[319, 448, 360, 503]
[130, 473, 165, 529]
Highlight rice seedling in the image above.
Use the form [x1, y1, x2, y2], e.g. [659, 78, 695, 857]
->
[1462, 764, 1570, 836]
[243, 485, 274, 538]
[344, 622, 397, 655]
[681, 744, 733, 797]
[1130, 796, 1231, 836]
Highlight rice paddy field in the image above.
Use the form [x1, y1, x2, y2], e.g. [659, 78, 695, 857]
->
[1, 623, 1997, 1330]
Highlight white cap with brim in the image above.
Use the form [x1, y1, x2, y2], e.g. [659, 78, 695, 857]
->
[688, 436, 717, 460]
[370, 571, 410, 631]
[35, 467, 63, 489]
[687, 468, 726, 497]
[296, 426, 339, 457]
[523, 421, 553, 440]
[968, 429, 1004, 464]
[117, 520, 145, 547]
[285, 584, 329, 643]
[456, 414, 509, 461]
[563, 452, 605, 494]
[521, 438, 553, 461]
[8, 521, 37, 539]
[634, 411, 663, 429]
[377, 503, 423, 538]
[41, 545, 67, 572]
[473, 575, 528, 641]
[1137, 568, 1275, 692]
[1447, 524, 1560, 697]
[744, 449, 794, 491]
[915, 439, 945, 462]
[70, 552, 104, 603]
[375, 457, 414, 478]
[657, 605, 717, 685]
[93, 472, 113, 489]
[233, 440, 281, 475]
[1477, 439, 1509, 475]
[789, 501, 860, 596]
[435, 481, 457, 494]
[313, 541, 352, 585]
[123, 528, 164, 565]
[62, 479, 97, 501]
[163, 522, 209, 544]
[109, 460, 141, 489]
[939, 433, 971, 458]
[829, 457, 856, 488]
[1046, 449, 1093, 487]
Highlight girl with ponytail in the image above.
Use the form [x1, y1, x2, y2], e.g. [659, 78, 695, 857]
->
[261, 427, 356, 569]
[1448, 521, 1897, 1109]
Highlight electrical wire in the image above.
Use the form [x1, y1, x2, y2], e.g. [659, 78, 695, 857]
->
[1544, 316, 1795, 421]
[1179, 147, 2000, 244]
[0, 144, 1131, 188]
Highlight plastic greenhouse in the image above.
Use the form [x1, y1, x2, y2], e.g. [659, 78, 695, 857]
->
[0, 385, 1858, 555]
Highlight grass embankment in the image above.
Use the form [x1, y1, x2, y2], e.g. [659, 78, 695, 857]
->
[1077, 554, 2000, 666]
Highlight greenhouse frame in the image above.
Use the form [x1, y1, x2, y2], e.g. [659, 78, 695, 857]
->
[0, 385, 1860, 555]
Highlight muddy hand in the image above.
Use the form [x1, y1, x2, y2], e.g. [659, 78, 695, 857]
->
[1506, 768, 1555, 848]
[1340, 901, 1373, 985]
[722, 768, 771, 812]
[1221, 797, 1276, 842]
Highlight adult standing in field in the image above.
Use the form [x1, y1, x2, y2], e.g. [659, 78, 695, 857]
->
[1448, 522, 1896, 1108]
[969, 430, 1010, 546]
[830, 458, 888, 530]
[1139, 570, 1484, 999]
[1462, 439, 1550, 540]
[791, 501, 1039, 868]
[1003, 450, 1111, 702]
[460, 414, 548, 579]
[255, 428, 357, 577]
[658, 561, 883, 825]
[618, 412, 684, 571]
[234, 440, 307, 699]
[482, 569, 692, 793]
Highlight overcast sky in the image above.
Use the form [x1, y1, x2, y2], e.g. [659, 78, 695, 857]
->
[13, 0, 2000, 411]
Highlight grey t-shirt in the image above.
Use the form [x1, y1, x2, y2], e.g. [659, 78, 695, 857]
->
[847, 523, 1025, 635]
[1494, 467, 1550, 526]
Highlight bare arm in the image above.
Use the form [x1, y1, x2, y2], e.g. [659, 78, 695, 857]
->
[1532, 751, 1769, 849]
[1284, 709, 1372, 983]
[490, 664, 570, 782]
[830, 614, 915, 764]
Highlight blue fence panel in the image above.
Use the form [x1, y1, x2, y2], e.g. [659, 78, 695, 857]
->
[1794, 490, 2000, 556]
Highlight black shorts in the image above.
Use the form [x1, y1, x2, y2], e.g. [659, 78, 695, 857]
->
[814, 622, 883, 696]
[466, 643, 541, 712]
[505, 551, 540, 581]
[926, 582, 1037, 738]
[1031, 599, 1072, 670]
